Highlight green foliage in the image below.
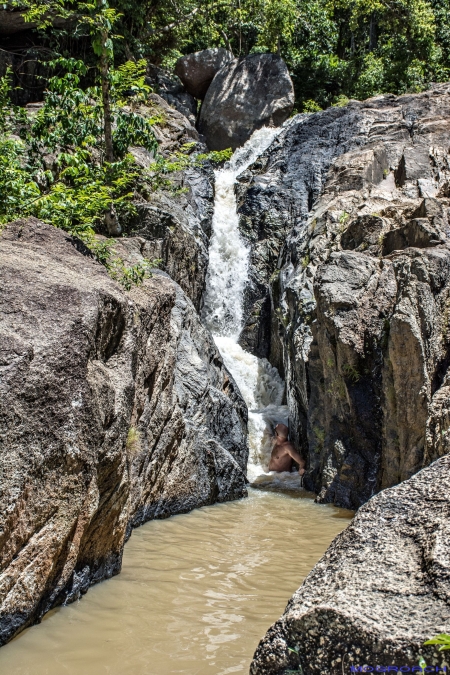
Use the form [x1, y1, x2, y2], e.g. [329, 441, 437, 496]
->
[112, 59, 151, 106]
[302, 99, 322, 112]
[144, 145, 233, 194]
[17, 0, 72, 27]
[332, 94, 350, 107]
[424, 633, 450, 651]
[0, 137, 40, 225]
[110, 257, 160, 290]
[197, 148, 234, 164]
[418, 632, 450, 675]
[313, 426, 325, 444]
[256, 0, 298, 53]
[9, 0, 450, 110]
[0, 64, 159, 286]
[113, 111, 158, 157]
[0, 68, 12, 133]
[32, 157, 138, 235]
[0, 58, 218, 295]
[9, 61, 154, 243]
[77, 0, 121, 59]
[28, 57, 157, 162]
[0, 67, 28, 134]
[342, 363, 361, 383]
[126, 426, 141, 456]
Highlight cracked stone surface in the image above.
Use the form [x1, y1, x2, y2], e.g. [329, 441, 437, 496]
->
[0, 218, 248, 646]
[236, 83, 450, 509]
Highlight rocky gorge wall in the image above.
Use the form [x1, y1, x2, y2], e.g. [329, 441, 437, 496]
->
[236, 83, 450, 509]
[2, 46, 450, 666]
[0, 218, 248, 645]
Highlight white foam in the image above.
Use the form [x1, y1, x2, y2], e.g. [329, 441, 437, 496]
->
[202, 127, 282, 338]
[203, 127, 303, 491]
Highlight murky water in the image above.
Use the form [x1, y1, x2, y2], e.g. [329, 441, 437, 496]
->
[0, 489, 351, 675]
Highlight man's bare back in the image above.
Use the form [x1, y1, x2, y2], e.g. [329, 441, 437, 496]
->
[268, 423, 306, 475]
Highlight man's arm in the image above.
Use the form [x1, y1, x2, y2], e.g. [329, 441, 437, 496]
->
[286, 444, 306, 475]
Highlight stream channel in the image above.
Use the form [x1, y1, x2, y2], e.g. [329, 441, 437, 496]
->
[0, 129, 353, 675]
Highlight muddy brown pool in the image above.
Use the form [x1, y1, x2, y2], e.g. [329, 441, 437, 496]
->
[0, 488, 352, 675]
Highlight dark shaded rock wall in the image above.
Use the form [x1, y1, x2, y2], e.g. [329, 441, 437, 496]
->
[174, 48, 234, 100]
[250, 455, 450, 675]
[237, 84, 450, 509]
[128, 161, 214, 312]
[0, 219, 248, 646]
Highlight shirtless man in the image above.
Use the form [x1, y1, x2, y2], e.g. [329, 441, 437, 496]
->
[268, 423, 306, 475]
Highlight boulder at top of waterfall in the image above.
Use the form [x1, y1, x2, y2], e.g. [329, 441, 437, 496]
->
[174, 48, 235, 100]
[198, 54, 295, 151]
[250, 455, 450, 675]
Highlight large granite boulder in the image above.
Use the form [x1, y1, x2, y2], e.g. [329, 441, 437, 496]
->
[250, 455, 450, 675]
[235, 83, 450, 509]
[198, 54, 295, 151]
[174, 48, 235, 100]
[0, 218, 248, 646]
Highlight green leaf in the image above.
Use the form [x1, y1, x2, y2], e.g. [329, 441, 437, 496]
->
[424, 634, 450, 650]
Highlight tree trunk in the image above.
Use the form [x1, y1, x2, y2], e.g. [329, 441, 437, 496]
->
[99, 41, 114, 163]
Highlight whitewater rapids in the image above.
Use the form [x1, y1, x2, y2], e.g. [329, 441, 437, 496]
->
[202, 126, 302, 490]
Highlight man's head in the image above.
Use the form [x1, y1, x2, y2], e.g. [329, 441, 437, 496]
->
[275, 423, 289, 441]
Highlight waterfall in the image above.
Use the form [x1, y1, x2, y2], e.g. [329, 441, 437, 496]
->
[202, 127, 302, 489]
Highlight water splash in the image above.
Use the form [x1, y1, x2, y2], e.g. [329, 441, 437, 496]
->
[203, 126, 303, 490]
[202, 126, 282, 338]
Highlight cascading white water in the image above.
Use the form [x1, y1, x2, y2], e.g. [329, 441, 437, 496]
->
[202, 127, 302, 489]
[202, 128, 279, 337]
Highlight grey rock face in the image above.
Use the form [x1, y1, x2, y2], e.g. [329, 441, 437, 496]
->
[136, 93, 200, 156]
[250, 455, 450, 675]
[127, 162, 214, 312]
[198, 54, 295, 151]
[0, 218, 248, 646]
[126, 92, 215, 311]
[146, 65, 197, 125]
[236, 84, 450, 509]
[175, 48, 235, 100]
